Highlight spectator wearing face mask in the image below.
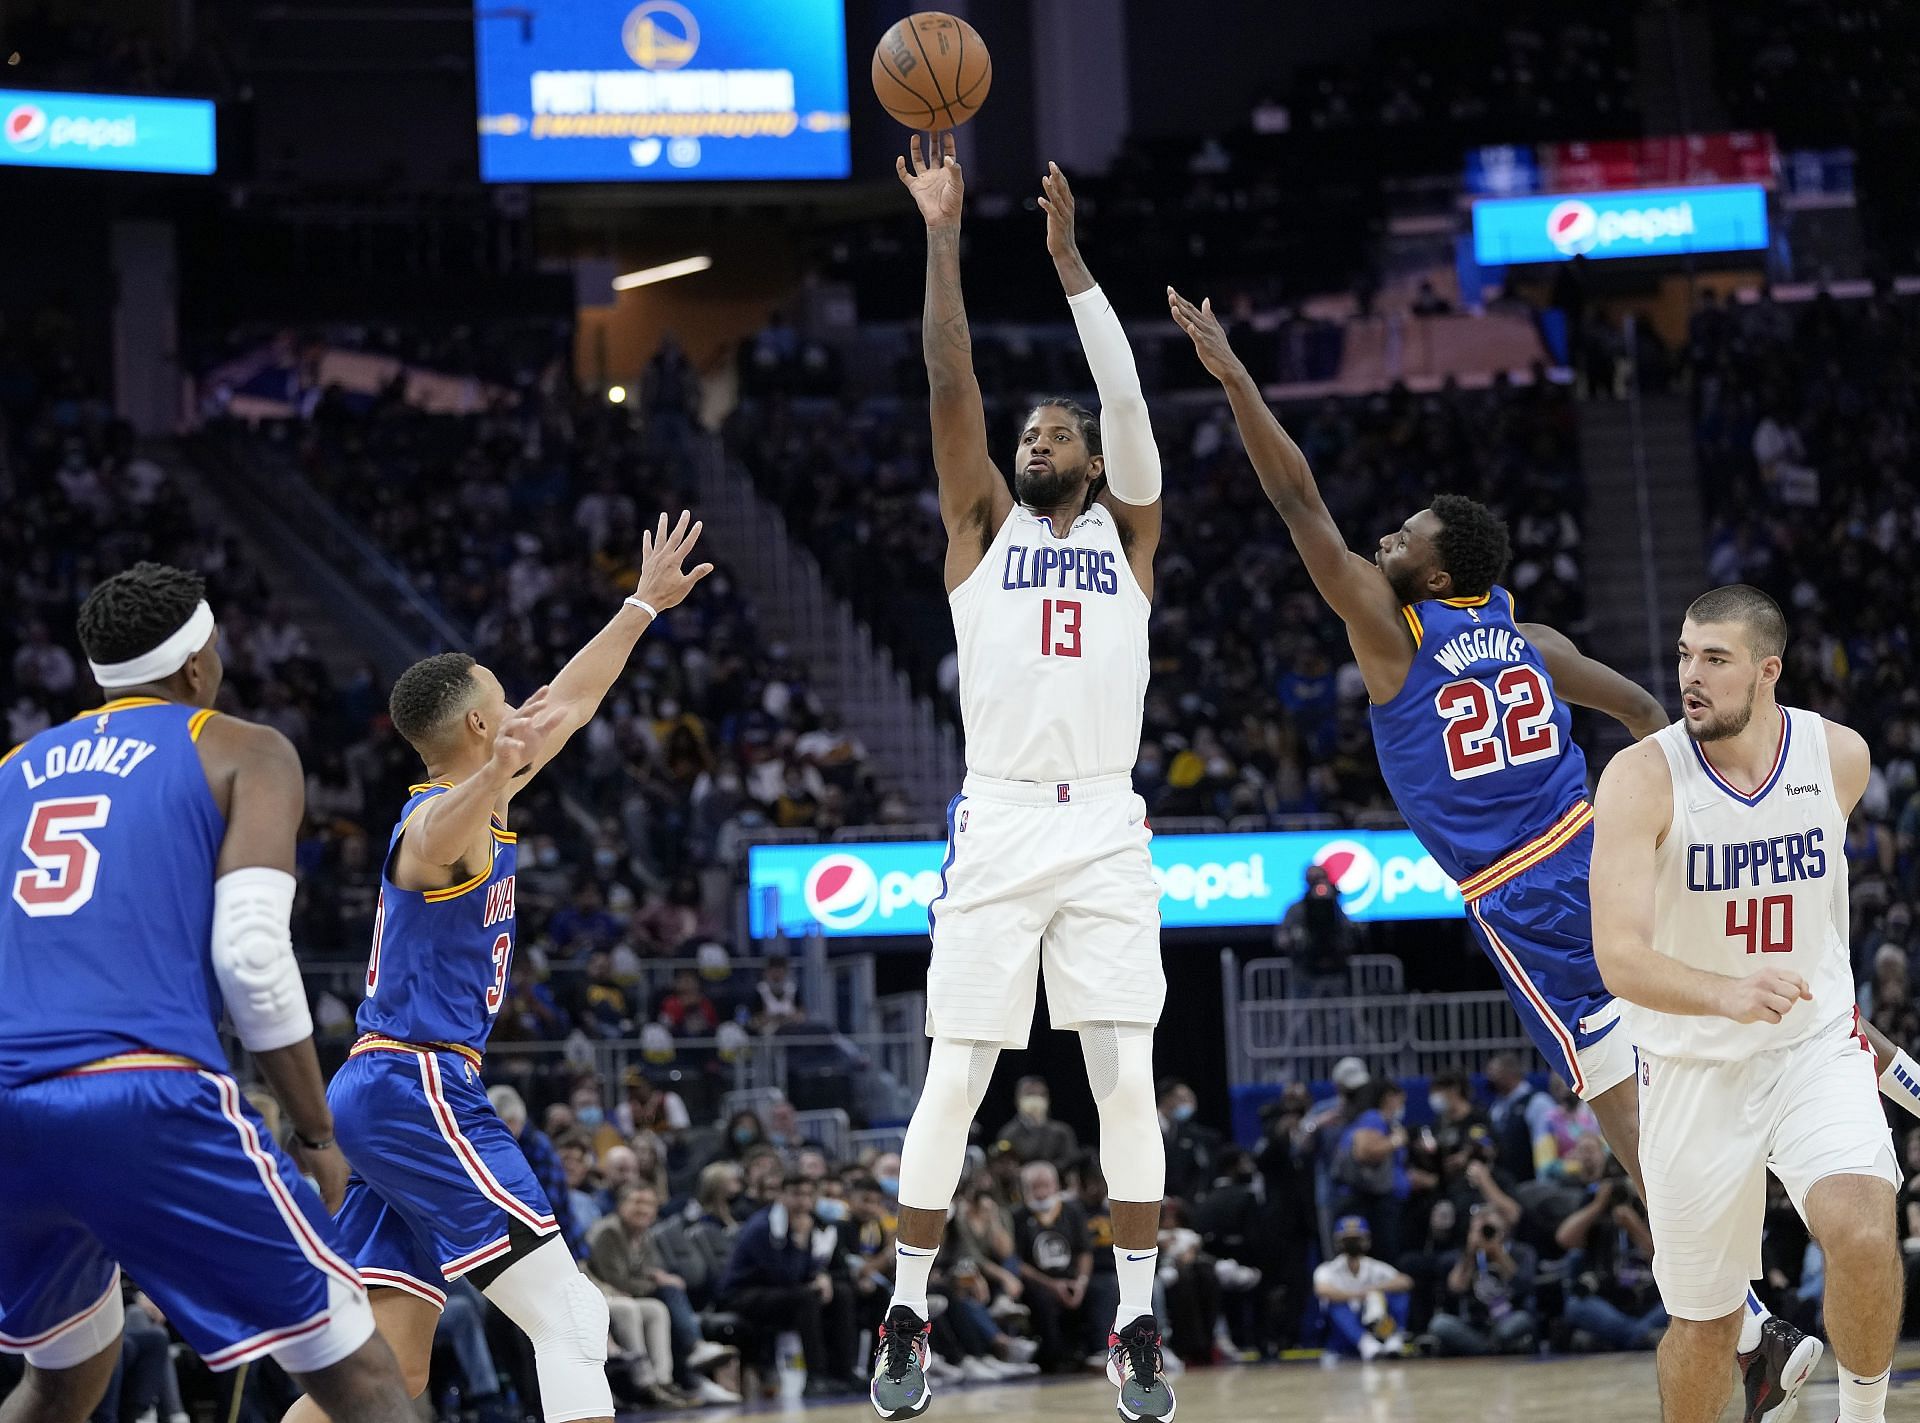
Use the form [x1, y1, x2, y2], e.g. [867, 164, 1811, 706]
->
[1013, 1160, 1093, 1371]
[1313, 1216, 1412, 1359]
[1331, 1079, 1412, 1260]
[1158, 1079, 1221, 1203]
[996, 1076, 1079, 1166]
[868, 1151, 903, 1208]
[569, 1078, 625, 1158]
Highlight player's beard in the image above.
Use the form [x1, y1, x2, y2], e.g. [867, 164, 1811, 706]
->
[1017, 460, 1086, 510]
[1685, 675, 1759, 742]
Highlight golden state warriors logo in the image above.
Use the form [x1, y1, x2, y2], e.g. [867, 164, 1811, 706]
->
[622, 1, 699, 71]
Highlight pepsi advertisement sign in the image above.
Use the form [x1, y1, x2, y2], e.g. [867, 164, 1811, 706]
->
[476, 0, 851, 183]
[748, 830, 1464, 940]
[0, 89, 215, 175]
[1472, 184, 1768, 265]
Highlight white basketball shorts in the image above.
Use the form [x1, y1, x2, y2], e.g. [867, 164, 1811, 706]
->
[1639, 1009, 1901, 1321]
[924, 772, 1164, 1050]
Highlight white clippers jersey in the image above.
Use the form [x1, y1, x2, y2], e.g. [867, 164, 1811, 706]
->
[949, 504, 1150, 782]
[1624, 708, 1855, 1061]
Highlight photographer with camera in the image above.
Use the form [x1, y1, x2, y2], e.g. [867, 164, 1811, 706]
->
[1552, 1137, 1666, 1351]
[1425, 1205, 1539, 1357]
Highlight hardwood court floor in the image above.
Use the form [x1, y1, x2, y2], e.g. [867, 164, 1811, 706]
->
[779, 1345, 1920, 1422]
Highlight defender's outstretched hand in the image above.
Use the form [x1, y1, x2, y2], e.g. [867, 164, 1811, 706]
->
[897, 132, 964, 230]
[633, 510, 714, 614]
[1168, 287, 1246, 384]
[1038, 161, 1078, 259]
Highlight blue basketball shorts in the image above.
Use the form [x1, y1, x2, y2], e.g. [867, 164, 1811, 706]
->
[328, 1040, 557, 1305]
[1463, 826, 1635, 1101]
[0, 1058, 372, 1371]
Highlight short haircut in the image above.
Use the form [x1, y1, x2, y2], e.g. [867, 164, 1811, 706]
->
[782, 1172, 816, 1191]
[1428, 494, 1512, 599]
[487, 1085, 527, 1123]
[1015, 1076, 1048, 1093]
[847, 1176, 882, 1196]
[389, 651, 480, 753]
[1685, 584, 1787, 660]
[1025, 396, 1102, 458]
[614, 1181, 658, 1207]
[1431, 1068, 1468, 1096]
[76, 562, 206, 665]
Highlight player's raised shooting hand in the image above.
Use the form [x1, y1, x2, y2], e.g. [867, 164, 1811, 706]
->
[1726, 967, 1813, 1024]
[1168, 287, 1246, 384]
[632, 509, 714, 614]
[897, 132, 964, 230]
[1038, 161, 1078, 259]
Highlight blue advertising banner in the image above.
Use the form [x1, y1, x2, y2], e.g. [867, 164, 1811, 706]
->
[748, 830, 1464, 940]
[1472, 184, 1768, 265]
[476, 0, 851, 182]
[0, 89, 215, 175]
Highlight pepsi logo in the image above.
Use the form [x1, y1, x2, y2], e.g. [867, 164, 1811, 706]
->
[1314, 838, 1382, 912]
[804, 853, 880, 930]
[6, 104, 47, 152]
[1546, 200, 1599, 256]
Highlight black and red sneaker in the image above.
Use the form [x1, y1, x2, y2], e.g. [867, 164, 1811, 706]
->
[870, 1305, 933, 1419]
[1738, 1316, 1822, 1423]
[1106, 1315, 1176, 1422]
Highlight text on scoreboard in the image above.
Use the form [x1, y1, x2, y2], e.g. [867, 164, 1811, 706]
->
[1472, 183, 1768, 265]
[475, 0, 850, 182]
[748, 830, 1463, 939]
[0, 89, 215, 175]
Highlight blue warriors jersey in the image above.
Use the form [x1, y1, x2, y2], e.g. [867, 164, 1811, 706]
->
[0, 697, 227, 1087]
[1368, 588, 1590, 883]
[356, 781, 517, 1056]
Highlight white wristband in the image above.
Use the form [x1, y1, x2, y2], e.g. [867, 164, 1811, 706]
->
[624, 597, 659, 620]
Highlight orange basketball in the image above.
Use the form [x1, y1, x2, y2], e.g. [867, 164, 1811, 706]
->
[871, 11, 992, 131]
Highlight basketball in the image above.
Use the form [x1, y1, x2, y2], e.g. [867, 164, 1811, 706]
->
[871, 11, 992, 131]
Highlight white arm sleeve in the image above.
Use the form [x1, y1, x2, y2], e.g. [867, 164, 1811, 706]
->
[1066, 283, 1162, 505]
[211, 866, 311, 1052]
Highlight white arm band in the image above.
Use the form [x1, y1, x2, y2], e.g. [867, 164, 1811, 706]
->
[1066, 283, 1162, 506]
[211, 867, 311, 1052]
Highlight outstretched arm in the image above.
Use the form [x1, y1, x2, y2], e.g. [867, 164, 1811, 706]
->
[507, 510, 712, 793]
[1519, 622, 1667, 739]
[1591, 741, 1812, 1021]
[898, 133, 1012, 589]
[1040, 163, 1160, 583]
[1168, 287, 1411, 702]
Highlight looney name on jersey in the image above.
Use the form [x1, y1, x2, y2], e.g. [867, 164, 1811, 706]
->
[17, 736, 158, 789]
[1002, 545, 1120, 595]
[483, 874, 515, 929]
[1433, 625, 1530, 677]
[1686, 829, 1827, 893]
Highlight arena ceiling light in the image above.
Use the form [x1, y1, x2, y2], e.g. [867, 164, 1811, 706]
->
[612, 256, 713, 291]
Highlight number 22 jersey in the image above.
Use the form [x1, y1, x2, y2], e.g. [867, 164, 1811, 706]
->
[1368, 588, 1589, 883]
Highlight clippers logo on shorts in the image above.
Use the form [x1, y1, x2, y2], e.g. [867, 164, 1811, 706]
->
[1056, 783, 1071, 804]
[804, 853, 879, 930]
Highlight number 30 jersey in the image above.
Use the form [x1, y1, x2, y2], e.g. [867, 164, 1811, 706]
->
[951, 504, 1150, 782]
[1369, 588, 1589, 884]
[0, 697, 227, 1086]
[356, 781, 517, 1057]
[1627, 708, 1852, 1061]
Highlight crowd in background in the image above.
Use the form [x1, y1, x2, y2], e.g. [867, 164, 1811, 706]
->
[729, 372, 1586, 826]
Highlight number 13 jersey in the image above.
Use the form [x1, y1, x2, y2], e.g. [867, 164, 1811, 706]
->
[1370, 588, 1589, 883]
[951, 505, 1150, 782]
[1627, 708, 1853, 1061]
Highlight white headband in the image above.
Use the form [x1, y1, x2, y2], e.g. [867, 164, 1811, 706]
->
[88, 601, 216, 689]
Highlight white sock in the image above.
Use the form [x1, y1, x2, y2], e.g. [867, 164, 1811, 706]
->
[1115, 1246, 1158, 1328]
[1880, 1048, 1920, 1120]
[890, 1243, 937, 1319]
[1838, 1364, 1890, 1423]
[1737, 1290, 1769, 1354]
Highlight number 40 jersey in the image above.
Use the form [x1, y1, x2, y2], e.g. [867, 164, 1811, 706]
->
[1369, 588, 1588, 885]
[0, 697, 228, 1087]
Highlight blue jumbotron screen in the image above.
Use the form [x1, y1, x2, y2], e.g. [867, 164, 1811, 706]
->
[0, 89, 215, 175]
[476, 0, 851, 182]
[1472, 184, 1768, 264]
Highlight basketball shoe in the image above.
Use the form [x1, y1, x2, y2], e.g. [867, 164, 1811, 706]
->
[871, 1305, 933, 1419]
[1108, 1315, 1177, 1422]
[1739, 1316, 1823, 1423]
